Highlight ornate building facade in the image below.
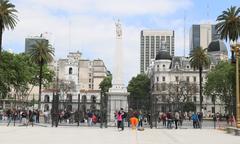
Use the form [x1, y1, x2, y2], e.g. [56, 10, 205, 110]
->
[146, 40, 228, 116]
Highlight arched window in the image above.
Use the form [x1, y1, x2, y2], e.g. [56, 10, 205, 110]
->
[69, 67, 73, 75]
[44, 95, 50, 102]
[91, 95, 96, 103]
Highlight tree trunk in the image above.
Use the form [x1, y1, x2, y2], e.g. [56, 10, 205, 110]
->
[199, 67, 203, 112]
[0, 21, 3, 63]
[38, 60, 43, 109]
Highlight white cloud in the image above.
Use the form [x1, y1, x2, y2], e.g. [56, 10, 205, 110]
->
[4, 0, 193, 84]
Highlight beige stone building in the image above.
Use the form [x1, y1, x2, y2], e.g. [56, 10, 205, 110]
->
[41, 51, 109, 111]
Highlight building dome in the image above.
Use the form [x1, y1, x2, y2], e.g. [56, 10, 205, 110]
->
[155, 51, 172, 60]
[208, 40, 227, 53]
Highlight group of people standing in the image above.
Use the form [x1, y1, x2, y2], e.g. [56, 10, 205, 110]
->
[2, 108, 40, 126]
[160, 112, 182, 129]
[115, 108, 144, 131]
[159, 111, 203, 129]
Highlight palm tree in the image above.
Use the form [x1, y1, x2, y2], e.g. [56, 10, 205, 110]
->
[190, 47, 210, 112]
[216, 6, 240, 42]
[216, 6, 240, 118]
[28, 40, 54, 109]
[0, 0, 18, 63]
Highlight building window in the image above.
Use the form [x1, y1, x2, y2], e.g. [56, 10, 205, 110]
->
[91, 95, 96, 103]
[194, 96, 197, 102]
[187, 65, 190, 69]
[186, 76, 190, 82]
[162, 76, 165, 82]
[163, 64, 165, 68]
[193, 77, 196, 82]
[89, 84, 91, 88]
[69, 67, 73, 75]
[212, 107, 215, 113]
[89, 79, 91, 83]
[44, 95, 50, 102]
[89, 73, 92, 77]
[156, 76, 159, 82]
[175, 76, 179, 82]
[81, 95, 87, 103]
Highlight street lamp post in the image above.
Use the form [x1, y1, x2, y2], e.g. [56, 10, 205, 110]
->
[77, 93, 80, 126]
[231, 43, 240, 128]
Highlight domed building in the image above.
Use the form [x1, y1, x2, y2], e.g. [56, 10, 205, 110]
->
[208, 40, 228, 63]
[146, 48, 226, 115]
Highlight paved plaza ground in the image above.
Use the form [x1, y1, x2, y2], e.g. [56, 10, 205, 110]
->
[0, 126, 240, 144]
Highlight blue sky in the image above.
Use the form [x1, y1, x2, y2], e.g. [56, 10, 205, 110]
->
[4, 0, 240, 84]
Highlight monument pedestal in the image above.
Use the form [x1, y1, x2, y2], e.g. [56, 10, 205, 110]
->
[107, 84, 129, 123]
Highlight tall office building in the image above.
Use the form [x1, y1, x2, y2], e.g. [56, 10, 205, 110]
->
[25, 36, 49, 53]
[140, 30, 175, 73]
[189, 24, 219, 54]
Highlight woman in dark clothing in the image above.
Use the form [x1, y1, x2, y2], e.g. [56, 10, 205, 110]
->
[28, 110, 34, 127]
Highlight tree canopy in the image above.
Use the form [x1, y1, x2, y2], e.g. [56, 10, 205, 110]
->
[127, 74, 150, 111]
[216, 6, 240, 42]
[204, 61, 236, 114]
[0, 51, 54, 102]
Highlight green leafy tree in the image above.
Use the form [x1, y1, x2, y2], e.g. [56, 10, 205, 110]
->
[204, 62, 235, 114]
[28, 40, 54, 109]
[127, 74, 150, 111]
[216, 6, 240, 42]
[0, 52, 54, 108]
[216, 6, 240, 116]
[190, 47, 210, 111]
[0, 0, 18, 63]
[99, 76, 112, 94]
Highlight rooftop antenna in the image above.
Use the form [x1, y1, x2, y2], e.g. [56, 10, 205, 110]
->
[68, 18, 72, 53]
[184, 11, 186, 57]
[207, 3, 210, 24]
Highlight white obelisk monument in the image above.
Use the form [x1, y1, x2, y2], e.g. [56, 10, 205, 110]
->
[107, 20, 129, 122]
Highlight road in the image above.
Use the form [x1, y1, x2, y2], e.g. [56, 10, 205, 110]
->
[0, 126, 239, 144]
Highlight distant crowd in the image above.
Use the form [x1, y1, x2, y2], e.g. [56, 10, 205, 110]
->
[0, 108, 235, 128]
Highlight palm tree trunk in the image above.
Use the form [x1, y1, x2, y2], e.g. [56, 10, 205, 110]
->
[0, 21, 3, 63]
[199, 67, 203, 112]
[38, 60, 43, 109]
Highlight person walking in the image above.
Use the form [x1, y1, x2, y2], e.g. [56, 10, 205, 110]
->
[138, 111, 143, 128]
[21, 110, 27, 126]
[28, 110, 34, 127]
[174, 111, 180, 129]
[6, 109, 12, 126]
[191, 112, 198, 129]
[161, 113, 167, 127]
[130, 115, 139, 130]
[87, 111, 93, 126]
[166, 112, 172, 129]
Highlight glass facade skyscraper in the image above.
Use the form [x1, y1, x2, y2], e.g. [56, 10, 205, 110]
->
[25, 37, 49, 53]
[189, 24, 219, 55]
[140, 30, 175, 73]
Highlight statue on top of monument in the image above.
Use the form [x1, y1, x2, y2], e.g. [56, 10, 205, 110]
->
[115, 19, 122, 38]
